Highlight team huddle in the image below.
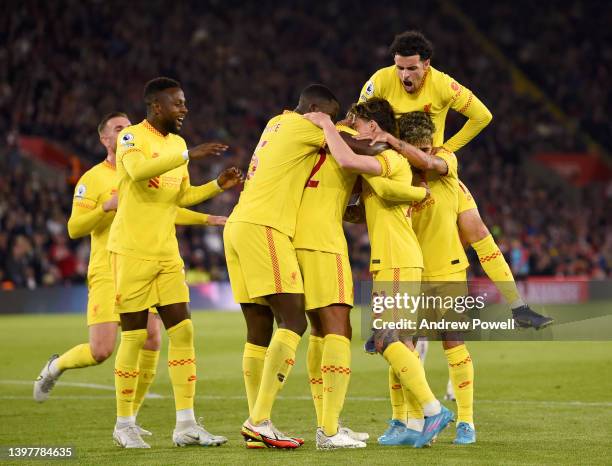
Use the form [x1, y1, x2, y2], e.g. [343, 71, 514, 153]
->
[33, 31, 553, 451]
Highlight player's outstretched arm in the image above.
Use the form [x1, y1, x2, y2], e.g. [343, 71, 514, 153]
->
[303, 112, 382, 175]
[175, 208, 227, 226]
[339, 132, 389, 156]
[122, 142, 227, 182]
[443, 89, 492, 153]
[353, 130, 435, 171]
[177, 167, 243, 207]
[364, 175, 429, 203]
[67, 193, 116, 239]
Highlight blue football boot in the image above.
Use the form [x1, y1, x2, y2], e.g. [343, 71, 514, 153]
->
[414, 405, 454, 448]
[453, 422, 476, 445]
[377, 420, 407, 445]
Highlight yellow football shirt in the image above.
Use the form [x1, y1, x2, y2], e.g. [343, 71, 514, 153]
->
[108, 120, 221, 260]
[362, 149, 423, 271]
[359, 65, 492, 153]
[228, 111, 325, 238]
[292, 125, 358, 255]
[69, 160, 117, 275]
[411, 149, 469, 276]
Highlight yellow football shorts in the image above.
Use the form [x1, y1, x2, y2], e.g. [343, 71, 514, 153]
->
[224, 221, 303, 303]
[371, 267, 422, 336]
[457, 179, 478, 214]
[419, 269, 469, 337]
[296, 249, 353, 311]
[86, 272, 120, 326]
[111, 253, 189, 313]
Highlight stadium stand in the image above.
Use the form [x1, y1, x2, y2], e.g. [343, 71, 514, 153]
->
[1, 0, 610, 289]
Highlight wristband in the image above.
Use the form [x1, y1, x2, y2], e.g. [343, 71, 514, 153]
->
[182, 149, 189, 161]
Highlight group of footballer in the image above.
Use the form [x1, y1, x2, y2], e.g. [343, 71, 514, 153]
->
[33, 30, 553, 451]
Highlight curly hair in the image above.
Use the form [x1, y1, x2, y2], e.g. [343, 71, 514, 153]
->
[398, 112, 435, 145]
[389, 31, 433, 61]
[348, 98, 397, 135]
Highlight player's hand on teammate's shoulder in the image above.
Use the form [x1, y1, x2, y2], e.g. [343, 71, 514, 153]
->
[102, 193, 118, 212]
[353, 129, 391, 146]
[188, 142, 229, 160]
[303, 112, 333, 128]
[217, 167, 244, 190]
[207, 215, 227, 226]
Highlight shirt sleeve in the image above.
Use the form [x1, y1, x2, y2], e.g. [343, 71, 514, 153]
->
[441, 77, 493, 153]
[175, 208, 210, 225]
[359, 72, 381, 102]
[435, 149, 458, 179]
[178, 166, 223, 207]
[67, 174, 113, 239]
[118, 129, 187, 181]
[363, 152, 427, 202]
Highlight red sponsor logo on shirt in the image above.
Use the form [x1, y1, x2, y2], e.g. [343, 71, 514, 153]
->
[451, 82, 460, 91]
[424, 103, 432, 113]
[148, 177, 160, 189]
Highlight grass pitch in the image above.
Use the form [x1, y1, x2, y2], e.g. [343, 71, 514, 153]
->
[1, 310, 611, 465]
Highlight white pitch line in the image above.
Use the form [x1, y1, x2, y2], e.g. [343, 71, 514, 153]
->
[0, 379, 163, 399]
[2, 380, 611, 407]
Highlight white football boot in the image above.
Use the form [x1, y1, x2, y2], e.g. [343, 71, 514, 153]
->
[316, 428, 366, 450]
[33, 354, 61, 402]
[173, 419, 227, 447]
[113, 425, 151, 449]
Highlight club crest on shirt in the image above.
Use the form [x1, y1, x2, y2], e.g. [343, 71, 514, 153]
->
[120, 132, 135, 148]
[75, 184, 87, 198]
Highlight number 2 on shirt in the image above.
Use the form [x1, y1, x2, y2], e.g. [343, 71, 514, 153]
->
[305, 149, 327, 188]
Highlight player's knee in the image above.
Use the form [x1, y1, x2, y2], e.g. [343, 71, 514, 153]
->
[282, 317, 307, 336]
[459, 210, 490, 244]
[144, 330, 162, 351]
[90, 344, 114, 363]
[168, 318, 193, 347]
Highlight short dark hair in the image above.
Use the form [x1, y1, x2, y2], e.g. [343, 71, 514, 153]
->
[299, 84, 338, 105]
[398, 112, 436, 145]
[143, 77, 181, 105]
[389, 31, 433, 61]
[97, 111, 128, 135]
[349, 98, 397, 135]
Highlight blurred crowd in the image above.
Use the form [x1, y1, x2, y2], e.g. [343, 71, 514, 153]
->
[463, 1, 612, 151]
[1, 0, 610, 289]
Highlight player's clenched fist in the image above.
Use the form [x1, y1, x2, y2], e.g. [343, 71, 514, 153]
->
[217, 167, 244, 189]
[188, 142, 229, 160]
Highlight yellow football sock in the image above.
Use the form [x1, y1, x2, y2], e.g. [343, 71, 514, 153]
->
[251, 328, 301, 424]
[321, 334, 351, 436]
[114, 329, 147, 417]
[243, 342, 267, 417]
[56, 343, 98, 371]
[383, 342, 436, 408]
[133, 349, 159, 415]
[167, 319, 196, 411]
[472, 234, 522, 306]
[388, 366, 407, 422]
[307, 335, 324, 427]
[404, 350, 424, 422]
[445, 344, 474, 425]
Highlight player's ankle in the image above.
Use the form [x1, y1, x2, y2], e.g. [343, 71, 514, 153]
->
[116, 415, 136, 429]
[422, 400, 441, 417]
